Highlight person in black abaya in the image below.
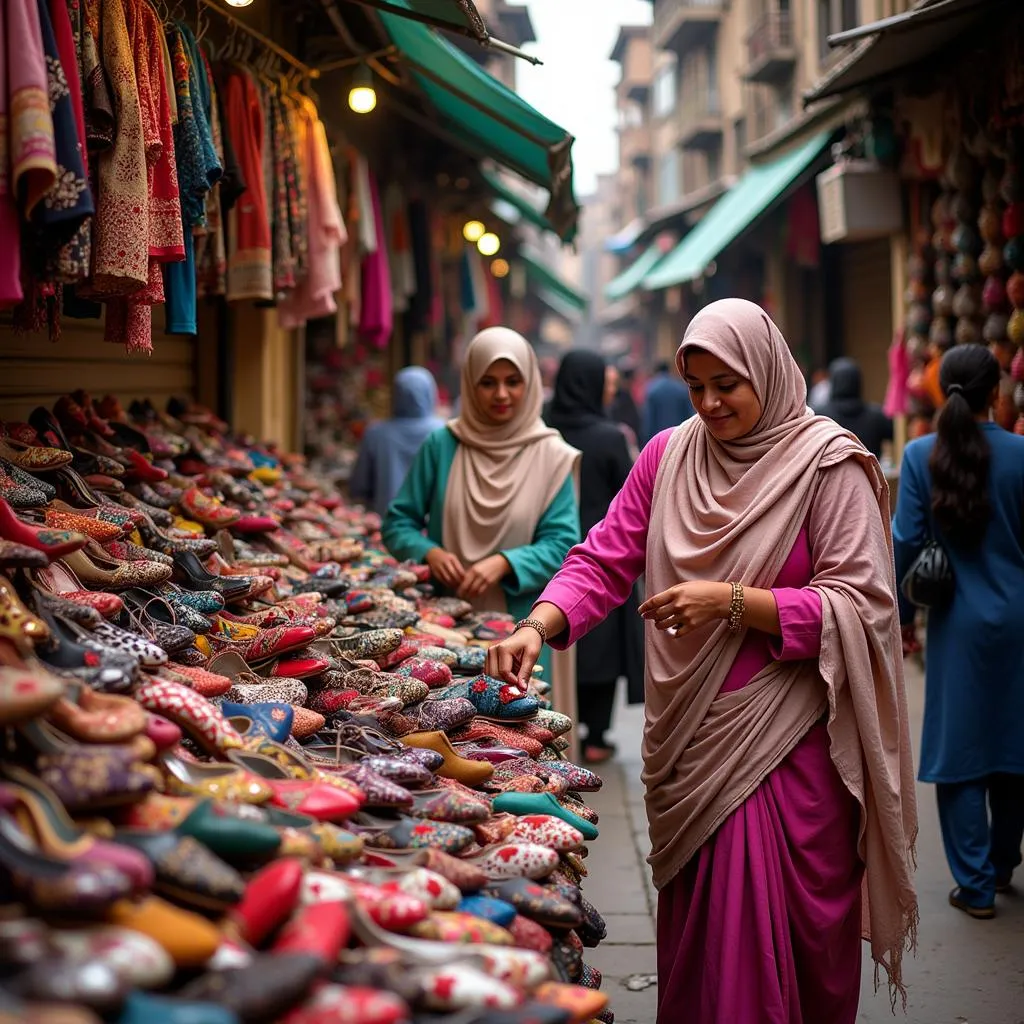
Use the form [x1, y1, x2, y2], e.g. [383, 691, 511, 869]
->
[545, 349, 645, 762]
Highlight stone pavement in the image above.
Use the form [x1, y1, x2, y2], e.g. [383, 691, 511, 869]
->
[586, 659, 1024, 1024]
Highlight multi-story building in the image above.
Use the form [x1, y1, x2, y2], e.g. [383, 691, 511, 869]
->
[602, 0, 919, 399]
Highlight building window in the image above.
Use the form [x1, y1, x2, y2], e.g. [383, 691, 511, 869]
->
[706, 146, 722, 185]
[775, 81, 794, 128]
[653, 60, 677, 118]
[819, 0, 860, 59]
[734, 117, 747, 165]
[657, 150, 679, 207]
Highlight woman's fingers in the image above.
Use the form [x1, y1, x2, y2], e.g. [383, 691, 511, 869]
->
[638, 588, 678, 615]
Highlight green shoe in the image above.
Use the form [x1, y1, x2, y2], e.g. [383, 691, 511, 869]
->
[492, 791, 599, 841]
[175, 798, 282, 863]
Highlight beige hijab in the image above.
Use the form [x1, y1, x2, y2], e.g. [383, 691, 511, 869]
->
[444, 327, 579, 612]
[644, 299, 918, 998]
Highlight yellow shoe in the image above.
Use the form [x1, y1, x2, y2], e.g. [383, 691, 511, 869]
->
[107, 896, 222, 968]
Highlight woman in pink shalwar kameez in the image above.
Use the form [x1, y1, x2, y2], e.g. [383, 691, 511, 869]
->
[487, 300, 918, 1024]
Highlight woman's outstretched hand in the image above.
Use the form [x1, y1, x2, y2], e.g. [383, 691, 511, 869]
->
[426, 547, 465, 589]
[485, 602, 569, 689]
[639, 581, 731, 636]
[486, 627, 543, 690]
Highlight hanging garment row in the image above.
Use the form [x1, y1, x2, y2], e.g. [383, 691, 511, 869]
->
[0, 0, 347, 352]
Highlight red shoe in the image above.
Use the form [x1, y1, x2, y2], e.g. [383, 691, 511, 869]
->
[282, 984, 410, 1024]
[266, 778, 364, 822]
[124, 449, 169, 484]
[0, 498, 88, 557]
[273, 902, 350, 964]
[230, 858, 305, 947]
[180, 486, 241, 528]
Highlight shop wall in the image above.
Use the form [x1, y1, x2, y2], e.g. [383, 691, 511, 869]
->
[837, 238, 893, 404]
[0, 305, 203, 423]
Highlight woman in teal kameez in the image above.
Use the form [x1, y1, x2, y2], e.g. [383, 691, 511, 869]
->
[383, 327, 580, 686]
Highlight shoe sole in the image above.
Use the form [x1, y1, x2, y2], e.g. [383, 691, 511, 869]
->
[949, 892, 996, 919]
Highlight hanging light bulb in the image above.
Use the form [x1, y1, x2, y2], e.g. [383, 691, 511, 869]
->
[462, 220, 485, 243]
[491, 258, 510, 278]
[348, 65, 377, 114]
[224, 0, 254, 6]
[477, 232, 500, 257]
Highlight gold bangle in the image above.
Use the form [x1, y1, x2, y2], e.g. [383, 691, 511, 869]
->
[727, 582, 745, 634]
[514, 617, 548, 644]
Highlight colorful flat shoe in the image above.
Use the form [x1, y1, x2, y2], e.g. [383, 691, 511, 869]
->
[409, 789, 491, 825]
[223, 700, 294, 744]
[107, 895, 222, 968]
[533, 709, 573, 737]
[49, 686, 147, 743]
[450, 721, 545, 758]
[411, 696, 477, 734]
[50, 926, 176, 990]
[0, 664, 64, 725]
[229, 858, 306, 946]
[113, 829, 245, 910]
[332, 629, 404, 661]
[462, 842, 561, 881]
[399, 731, 494, 786]
[273, 902, 350, 964]
[456, 895, 518, 929]
[281, 984, 409, 1024]
[350, 865, 462, 911]
[509, 914, 554, 954]
[483, 878, 584, 928]
[491, 792, 598, 842]
[135, 678, 242, 753]
[506, 814, 585, 852]
[411, 962, 519, 1011]
[302, 871, 430, 931]
[161, 755, 272, 804]
[392, 657, 453, 689]
[361, 847, 489, 893]
[125, 794, 283, 864]
[353, 813, 476, 855]
[34, 748, 156, 811]
[179, 952, 321, 1021]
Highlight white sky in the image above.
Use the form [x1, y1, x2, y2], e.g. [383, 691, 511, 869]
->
[515, 0, 653, 199]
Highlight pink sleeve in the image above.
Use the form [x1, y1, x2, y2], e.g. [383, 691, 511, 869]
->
[539, 429, 674, 649]
[767, 588, 823, 661]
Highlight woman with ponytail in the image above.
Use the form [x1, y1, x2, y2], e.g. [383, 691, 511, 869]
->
[894, 344, 1024, 919]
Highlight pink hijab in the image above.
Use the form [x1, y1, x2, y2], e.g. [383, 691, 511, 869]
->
[644, 299, 918, 998]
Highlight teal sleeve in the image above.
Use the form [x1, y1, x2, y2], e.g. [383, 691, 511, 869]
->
[500, 475, 581, 599]
[381, 433, 441, 565]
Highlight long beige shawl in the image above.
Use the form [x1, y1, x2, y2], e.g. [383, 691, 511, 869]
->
[444, 327, 579, 611]
[644, 299, 917, 997]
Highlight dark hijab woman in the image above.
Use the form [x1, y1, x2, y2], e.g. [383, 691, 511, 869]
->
[545, 350, 644, 761]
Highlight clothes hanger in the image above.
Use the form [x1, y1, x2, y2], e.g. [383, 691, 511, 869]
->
[195, 2, 210, 45]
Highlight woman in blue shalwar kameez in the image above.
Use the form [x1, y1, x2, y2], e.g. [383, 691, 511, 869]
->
[893, 345, 1024, 918]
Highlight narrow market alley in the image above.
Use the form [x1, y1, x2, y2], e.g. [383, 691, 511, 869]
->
[588, 658, 1024, 1024]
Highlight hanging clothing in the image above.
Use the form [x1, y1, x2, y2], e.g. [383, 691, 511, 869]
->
[278, 98, 345, 330]
[383, 182, 415, 313]
[163, 22, 221, 335]
[223, 65, 272, 303]
[89, 0, 148, 297]
[42, 0, 93, 285]
[538, 299, 918, 1017]
[358, 170, 392, 348]
[1, 0, 57, 306]
[545, 350, 644, 709]
[349, 366, 444, 517]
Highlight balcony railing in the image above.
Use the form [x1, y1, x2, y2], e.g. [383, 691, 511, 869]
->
[653, 0, 723, 55]
[679, 87, 722, 149]
[745, 10, 797, 82]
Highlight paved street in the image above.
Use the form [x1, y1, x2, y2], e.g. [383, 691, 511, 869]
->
[586, 659, 1024, 1024]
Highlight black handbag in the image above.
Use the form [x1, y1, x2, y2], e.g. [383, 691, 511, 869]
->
[900, 538, 954, 609]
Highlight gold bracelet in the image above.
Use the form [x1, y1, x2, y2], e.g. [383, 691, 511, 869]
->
[727, 582, 745, 634]
[514, 617, 549, 644]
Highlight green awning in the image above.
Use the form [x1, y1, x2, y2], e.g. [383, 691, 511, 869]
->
[644, 132, 830, 291]
[536, 287, 582, 323]
[377, 1, 578, 240]
[350, 0, 540, 63]
[605, 244, 665, 302]
[482, 170, 566, 240]
[519, 251, 587, 314]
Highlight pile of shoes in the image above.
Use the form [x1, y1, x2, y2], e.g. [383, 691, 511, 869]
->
[0, 391, 611, 1024]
